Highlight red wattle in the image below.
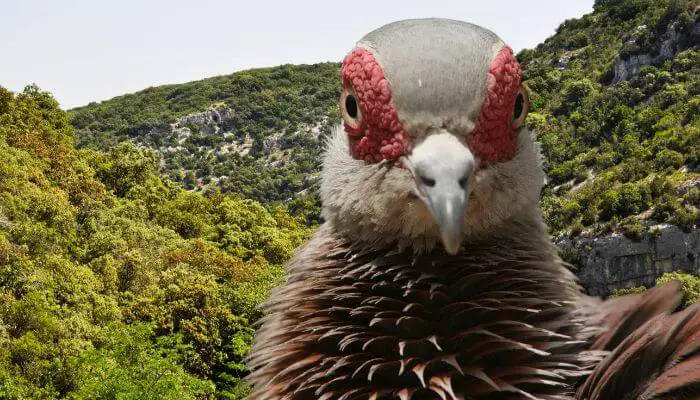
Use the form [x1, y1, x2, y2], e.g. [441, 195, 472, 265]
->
[468, 45, 522, 165]
[341, 48, 412, 162]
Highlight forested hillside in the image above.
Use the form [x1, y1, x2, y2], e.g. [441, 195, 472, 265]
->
[0, 86, 310, 398]
[520, 0, 698, 239]
[70, 63, 340, 224]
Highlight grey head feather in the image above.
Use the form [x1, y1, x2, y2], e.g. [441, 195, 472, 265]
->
[358, 18, 503, 134]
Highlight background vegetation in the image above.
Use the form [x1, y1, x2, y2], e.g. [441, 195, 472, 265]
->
[0, 86, 310, 398]
[519, 0, 698, 240]
[70, 63, 341, 224]
[1, 0, 698, 398]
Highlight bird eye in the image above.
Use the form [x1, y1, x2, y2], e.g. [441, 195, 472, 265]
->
[511, 86, 530, 129]
[340, 90, 362, 130]
[345, 95, 358, 119]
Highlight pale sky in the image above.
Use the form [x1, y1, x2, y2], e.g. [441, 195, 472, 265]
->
[1, 1, 593, 109]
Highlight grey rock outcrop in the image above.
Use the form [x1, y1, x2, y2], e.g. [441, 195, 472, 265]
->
[612, 19, 699, 84]
[612, 53, 654, 84]
[559, 226, 700, 297]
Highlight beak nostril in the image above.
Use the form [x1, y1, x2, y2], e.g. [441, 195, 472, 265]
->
[420, 175, 436, 188]
[458, 176, 468, 189]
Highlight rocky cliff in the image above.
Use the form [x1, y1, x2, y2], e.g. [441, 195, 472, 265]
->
[612, 17, 700, 83]
[561, 225, 699, 296]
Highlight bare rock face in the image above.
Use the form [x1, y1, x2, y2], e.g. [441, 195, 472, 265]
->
[175, 107, 234, 136]
[612, 20, 700, 84]
[612, 53, 653, 84]
[560, 226, 700, 296]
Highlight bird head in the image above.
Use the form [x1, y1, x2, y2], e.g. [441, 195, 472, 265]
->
[321, 18, 545, 254]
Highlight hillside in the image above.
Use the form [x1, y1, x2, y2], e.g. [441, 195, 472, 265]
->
[517, 0, 700, 293]
[519, 0, 699, 240]
[70, 63, 340, 224]
[0, 85, 311, 398]
[70, 1, 699, 240]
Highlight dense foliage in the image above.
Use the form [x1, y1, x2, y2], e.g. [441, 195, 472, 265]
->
[70, 63, 341, 223]
[519, 0, 698, 238]
[0, 86, 311, 398]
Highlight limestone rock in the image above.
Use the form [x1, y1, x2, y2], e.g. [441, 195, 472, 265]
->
[612, 19, 699, 84]
[559, 226, 699, 296]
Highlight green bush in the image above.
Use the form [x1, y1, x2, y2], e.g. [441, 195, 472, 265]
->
[0, 86, 311, 398]
[69, 323, 215, 400]
[654, 148, 685, 170]
[620, 219, 645, 240]
[657, 271, 700, 307]
[611, 285, 647, 297]
[610, 272, 700, 308]
[567, 31, 590, 49]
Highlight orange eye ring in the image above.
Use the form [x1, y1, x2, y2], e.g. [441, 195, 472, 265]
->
[340, 89, 362, 132]
[512, 85, 530, 129]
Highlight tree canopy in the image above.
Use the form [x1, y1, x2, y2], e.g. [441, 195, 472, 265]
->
[0, 85, 310, 398]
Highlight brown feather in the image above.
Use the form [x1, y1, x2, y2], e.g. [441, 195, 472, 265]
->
[248, 222, 596, 399]
[583, 281, 684, 351]
[576, 302, 700, 400]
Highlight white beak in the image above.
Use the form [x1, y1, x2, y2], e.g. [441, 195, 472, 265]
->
[405, 132, 475, 255]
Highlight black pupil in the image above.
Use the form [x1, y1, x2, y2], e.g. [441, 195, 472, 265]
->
[345, 95, 358, 119]
[513, 93, 524, 120]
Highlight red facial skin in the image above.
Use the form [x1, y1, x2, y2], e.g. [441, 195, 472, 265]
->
[341, 48, 412, 162]
[467, 45, 522, 164]
[341, 45, 523, 166]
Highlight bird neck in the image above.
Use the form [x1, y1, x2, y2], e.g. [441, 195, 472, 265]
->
[318, 207, 579, 304]
[256, 215, 589, 399]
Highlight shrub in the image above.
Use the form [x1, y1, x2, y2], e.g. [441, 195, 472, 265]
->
[671, 206, 698, 233]
[620, 220, 645, 241]
[611, 285, 647, 297]
[600, 190, 620, 221]
[684, 187, 700, 207]
[69, 323, 215, 400]
[570, 221, 585, 237]
[567, 32, 590, 49]
[654, 149, 685, 170]
[657, 272, 700, 307]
